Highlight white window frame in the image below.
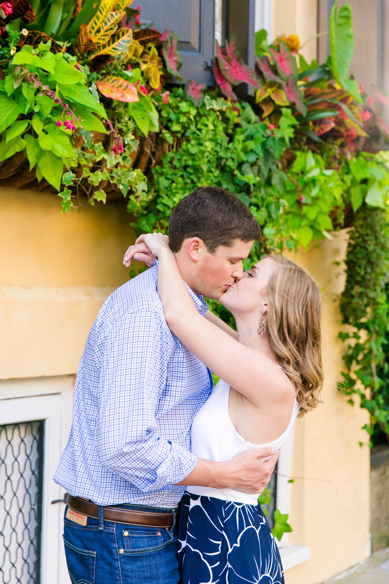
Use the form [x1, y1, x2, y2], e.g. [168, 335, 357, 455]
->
[0, 376, 73, 584]
[277, 425, 310, 570]
[255, 0, 272, 36]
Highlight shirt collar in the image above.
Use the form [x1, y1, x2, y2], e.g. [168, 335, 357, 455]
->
[151, 261, 208, 316]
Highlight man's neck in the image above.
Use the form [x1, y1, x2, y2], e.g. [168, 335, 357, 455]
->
[173, 251, 200, 295]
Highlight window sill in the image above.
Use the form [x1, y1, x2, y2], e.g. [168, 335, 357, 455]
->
[280, 544, 310, 571]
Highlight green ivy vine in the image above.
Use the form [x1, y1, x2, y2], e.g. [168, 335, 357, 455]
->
[339, 205, 389, 445]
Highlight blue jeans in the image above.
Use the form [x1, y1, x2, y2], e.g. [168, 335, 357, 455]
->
[63, 503, 180, 584]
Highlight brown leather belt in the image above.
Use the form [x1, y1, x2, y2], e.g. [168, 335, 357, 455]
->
[66, 495, 174, 528]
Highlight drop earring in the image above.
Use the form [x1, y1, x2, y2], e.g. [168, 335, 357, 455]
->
[257, 315, 267, 335]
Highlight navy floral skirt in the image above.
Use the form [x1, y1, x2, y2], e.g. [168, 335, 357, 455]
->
[177, 493, 284, 584]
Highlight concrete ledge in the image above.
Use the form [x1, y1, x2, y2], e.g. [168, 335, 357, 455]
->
[280, 544, 310, 571]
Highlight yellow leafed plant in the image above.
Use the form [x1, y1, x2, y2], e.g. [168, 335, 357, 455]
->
[112, 0, 134, 12]
[91, 27, 133, 58]
[86, 0, 133, 47]
[96, 76, 139, 102]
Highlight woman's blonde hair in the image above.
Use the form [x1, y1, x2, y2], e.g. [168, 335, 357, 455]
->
[265, 254, 323, 415]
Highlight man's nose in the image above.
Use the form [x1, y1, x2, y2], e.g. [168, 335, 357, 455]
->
[232, 264, 244, 281]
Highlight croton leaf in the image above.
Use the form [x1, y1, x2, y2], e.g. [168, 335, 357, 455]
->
[161, 30, 182, 78]
[133, 28, 161, 45]
[255, 56, 282, 84]
[87, 0, 123, 45]
[212, 59, 238, 101]
[5, 0, 35, 22]
[185, 79, 206, 106]
[90, 27, 133, 57]
[216, 41, 261, 88]
[77, 22, 97, 55]
[21, 30, 65, 53]
[281, 77, 307, 116]
[314, 119, 336, 136]
[113, 0, 135, 11]
[97, 76, 139, 102]
[269, 42, 297, 80]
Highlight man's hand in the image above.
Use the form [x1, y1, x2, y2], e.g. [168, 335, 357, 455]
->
[218, 448, 279, 494]
[177, 448, 278, 494]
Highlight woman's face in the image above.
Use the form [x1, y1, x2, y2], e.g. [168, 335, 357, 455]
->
[219, 257, 277, 315]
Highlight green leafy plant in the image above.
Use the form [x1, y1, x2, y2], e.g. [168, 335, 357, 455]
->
[0, 42, 106, 189]
[259, 488, 293, 541]
[26, 0, 101, 41]
[338, 205, 389, 445]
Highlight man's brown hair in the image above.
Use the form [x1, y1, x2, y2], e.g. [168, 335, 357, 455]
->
[169, 187, 261, 253]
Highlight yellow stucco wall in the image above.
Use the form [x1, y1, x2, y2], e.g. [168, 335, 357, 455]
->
[1, 187, 370, 583]
[272, 0, 318, 63]
[0, 187, 135, 379]
[285, 233, 370, 583]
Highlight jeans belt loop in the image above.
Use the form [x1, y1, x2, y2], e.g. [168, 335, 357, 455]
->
[170, 508, 177, 534]
[98, 505, 104, 530]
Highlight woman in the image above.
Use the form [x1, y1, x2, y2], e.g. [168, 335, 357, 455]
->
[125, 233, 323, 584]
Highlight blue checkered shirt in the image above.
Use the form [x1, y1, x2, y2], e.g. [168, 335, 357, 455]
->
[54, 263, 212, 508]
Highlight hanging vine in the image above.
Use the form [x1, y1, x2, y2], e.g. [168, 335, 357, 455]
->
[338, 205, 389, 445]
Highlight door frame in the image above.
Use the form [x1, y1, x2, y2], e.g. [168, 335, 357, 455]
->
[0, 376, 74, 584]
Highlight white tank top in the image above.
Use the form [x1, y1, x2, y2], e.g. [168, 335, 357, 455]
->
[187, 377, 299, 505]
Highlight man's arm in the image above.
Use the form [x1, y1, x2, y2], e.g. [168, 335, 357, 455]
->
[177, 450, 278, 494]
[95, 310, 198, 492]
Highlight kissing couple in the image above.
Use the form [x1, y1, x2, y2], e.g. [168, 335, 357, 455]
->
[54, 186, 323, 584]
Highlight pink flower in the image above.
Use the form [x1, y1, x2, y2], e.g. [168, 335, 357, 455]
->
[74, 64, 81, 71]
[298, 195, 304, 203]
[64, 120, 76, 131]
[56, 121, 62, 127]
[359, 84, 364, 93]
[162, 91, 169, 104]
[367, 96, 374, 107]
[139, 85, 148, 96]
[361, 110, 372, 122]
[1, 2, 13, 16]
[127, 64, 132, 71]
[267, 123, 276, 131]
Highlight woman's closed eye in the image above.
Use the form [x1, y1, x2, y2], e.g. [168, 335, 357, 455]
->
[247, 271, 254, 278]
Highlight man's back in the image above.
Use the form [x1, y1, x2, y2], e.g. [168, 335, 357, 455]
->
[54, 264, 212, 507]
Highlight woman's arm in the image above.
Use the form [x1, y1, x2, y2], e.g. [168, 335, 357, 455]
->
[123, 240, 237, 339]
[204, 311, 238, 340]
[134, 234, 291, 408]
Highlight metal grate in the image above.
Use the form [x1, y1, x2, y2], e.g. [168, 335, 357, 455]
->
[0, 421, 44, 584]
[267, 469, 277, 529]
[259, 466, 277, 530]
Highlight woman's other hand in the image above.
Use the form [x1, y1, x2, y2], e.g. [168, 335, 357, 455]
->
[123, 241, 156, 268]
[123, 233, 170, 268]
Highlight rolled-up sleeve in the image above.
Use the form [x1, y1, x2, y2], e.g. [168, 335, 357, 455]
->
[95, 309, 197, 492]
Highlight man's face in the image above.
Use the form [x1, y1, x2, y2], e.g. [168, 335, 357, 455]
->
[195, 239, 254, 299]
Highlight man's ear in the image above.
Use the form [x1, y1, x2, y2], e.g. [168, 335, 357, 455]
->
[186, 237, 205, 262]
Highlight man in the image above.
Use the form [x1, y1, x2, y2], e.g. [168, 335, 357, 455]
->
[54, 187, 278, 584]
